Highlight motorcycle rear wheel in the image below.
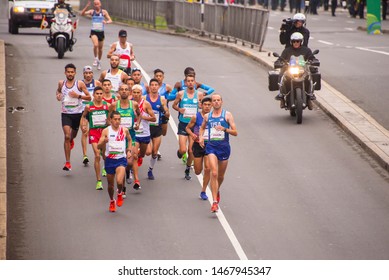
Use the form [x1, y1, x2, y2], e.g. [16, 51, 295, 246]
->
[57, 37, 65, 59]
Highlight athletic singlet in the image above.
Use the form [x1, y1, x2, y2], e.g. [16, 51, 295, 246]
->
[206, 109, 230, 143]
[105, 126, 126, 159]
[135, 99, 150, 137]
[91, 10, 104, 32]
[158, 83, 168, 99]
[61, 80, 84, 114]
[139, 82, 148, 96]
[105, 69, 123, 94]
[178, 89, 198, 123]
[146, 94, 164, 126]
[116, 100, 135, 130]
[82, 79, 95, 105]
[88, 101, 109, 129]
[115, 41, 132, 69]
[102, 94, 116, 104]
[194, 111, 208, 142]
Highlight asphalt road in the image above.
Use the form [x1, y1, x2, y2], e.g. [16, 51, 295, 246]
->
[3, 12, 389, 260]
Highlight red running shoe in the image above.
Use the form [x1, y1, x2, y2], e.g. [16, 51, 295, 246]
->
[63, 162, 72, 171]
[109, 200, 116, 212]
[70, 139, 75, 150]
[137, 156, 143, 166]
[211, 202, 219, 213]
[117, 192, 123, 207]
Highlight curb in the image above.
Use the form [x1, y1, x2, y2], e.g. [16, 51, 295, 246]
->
[0, 39, 7, 260]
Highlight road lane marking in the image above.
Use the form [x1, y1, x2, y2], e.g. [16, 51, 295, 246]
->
[132, 60, 248, 260]
[355, 47, 389, 56]
[318, 40, 334, 45]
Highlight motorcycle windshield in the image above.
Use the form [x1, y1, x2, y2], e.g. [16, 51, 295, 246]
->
[54, 8, 69, 24]
[297, 55, 305, 67]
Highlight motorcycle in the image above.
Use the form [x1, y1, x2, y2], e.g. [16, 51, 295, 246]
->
[44, 9, 77, 59]
[268, 50, 321, 124]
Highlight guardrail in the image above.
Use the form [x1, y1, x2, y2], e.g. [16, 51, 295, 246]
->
[78, 0, 269, 51]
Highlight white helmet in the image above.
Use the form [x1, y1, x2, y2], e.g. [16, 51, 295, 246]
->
[290, 32, 304, 45]
[293, 13, 306, 23]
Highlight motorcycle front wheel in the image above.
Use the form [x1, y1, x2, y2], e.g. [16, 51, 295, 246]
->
[57, 37, 66, 59]
[295, 88, 303, 124]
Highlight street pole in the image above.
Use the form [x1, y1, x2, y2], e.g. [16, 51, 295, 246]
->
[201, 0, 205, 36]
[366, 0, 382, 34]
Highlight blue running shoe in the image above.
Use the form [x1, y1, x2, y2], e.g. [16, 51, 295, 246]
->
[200, 192, 208, 200]
[148, 169, 155, 180]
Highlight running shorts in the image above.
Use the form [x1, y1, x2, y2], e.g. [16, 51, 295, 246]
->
[61, 113, 82, 131]
[89, 128, 104, 144]
[90, 30, 105, 41]
[205, 142, 231, 161]
[105, 157, 127, 175]
[192, 141, 206, 158]
[150, 125, 162, 139]
[135, 135, 151, 144]
[177, 121, 190, 136]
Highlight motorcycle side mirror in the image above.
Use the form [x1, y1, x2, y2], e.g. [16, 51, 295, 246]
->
[273, 52, 280, 57]
[313, 50, 319, 55]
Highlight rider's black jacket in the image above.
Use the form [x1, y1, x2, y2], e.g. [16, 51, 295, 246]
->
[279, 25, 310, 48]
[276, 46, 316, 67]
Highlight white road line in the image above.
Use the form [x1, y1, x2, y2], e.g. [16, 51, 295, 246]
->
[318, 40, 334, 45]
[355, 47, 389, 56]
[132, 60, 249, 260]
[344, 27, 354, 31]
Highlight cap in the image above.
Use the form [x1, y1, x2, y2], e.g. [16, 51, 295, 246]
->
[119, 29, 127, 37]
[83, 65, 93, 73]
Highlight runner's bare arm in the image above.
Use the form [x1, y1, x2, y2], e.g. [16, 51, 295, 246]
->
[172, 91, 184, 114]
[97, 128, 109, 150]
[107, 42, 116, 58]
[225, 111, 237, 136]
[198, 114, 209, 148]
[56, 80, 63, 101]
[80, 0, 92, 16]
[78, 81, 91, 101]
[185, 115, 198, 141]
[103, 10, 112, 24]
[143, 102, 156, 123]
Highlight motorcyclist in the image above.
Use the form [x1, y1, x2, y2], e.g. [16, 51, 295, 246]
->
[274, 32, 317, 108]
[279, 13, 310, 48]
[52, 0, 75, 17]
[47, 0, 76, 48]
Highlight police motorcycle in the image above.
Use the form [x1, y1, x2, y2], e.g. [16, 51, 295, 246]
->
[268, 51, 321, 124]
[44, 8, 77, 59]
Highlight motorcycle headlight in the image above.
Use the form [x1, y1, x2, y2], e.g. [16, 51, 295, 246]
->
[13, 6, 25, 13]
[289, 66, 300, 75]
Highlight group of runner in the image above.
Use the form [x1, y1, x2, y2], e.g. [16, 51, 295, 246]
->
[56, 0, 238, 214]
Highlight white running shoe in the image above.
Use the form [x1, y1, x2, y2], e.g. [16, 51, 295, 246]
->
[93, 58, 98, 67]
[97, 61, 101, 70]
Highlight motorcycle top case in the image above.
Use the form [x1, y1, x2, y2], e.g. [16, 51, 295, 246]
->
[268, 70, 280, 91]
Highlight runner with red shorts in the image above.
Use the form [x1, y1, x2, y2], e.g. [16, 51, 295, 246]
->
[81, 86, 109, 190]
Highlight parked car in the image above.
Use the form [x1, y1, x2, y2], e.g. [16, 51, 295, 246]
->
[8, 0, 56, 34]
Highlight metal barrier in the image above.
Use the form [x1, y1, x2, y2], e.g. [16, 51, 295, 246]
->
[78, 0, 269, 51]
[175, 1, 269, 51]
[79, 0, 157, 27]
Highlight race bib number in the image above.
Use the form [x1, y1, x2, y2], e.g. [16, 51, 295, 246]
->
[135, 123, 144, 134]
[183, 107, 197, 118]
[64, 95, 79, 107]
[109, 140, 124, 153]
[210, 127, 225, 141]
[119, 58, 129, 69]
[203, 128, 209, 141]
[92, 114, 106, 126]
[121, 116, 133, 128]
[92, 22, 103, 31]
[150, 112, 159, 126]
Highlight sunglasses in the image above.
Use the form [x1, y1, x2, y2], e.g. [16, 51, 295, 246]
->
[291, 40, 301, 43]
